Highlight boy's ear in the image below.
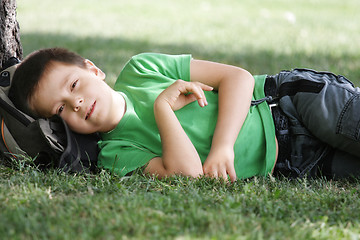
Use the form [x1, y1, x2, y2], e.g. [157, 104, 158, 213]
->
[84, 59, 106, 80]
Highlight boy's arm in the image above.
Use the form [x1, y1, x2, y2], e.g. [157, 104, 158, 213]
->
[190, 59, 255, 182]
[144, 80, 213, 178]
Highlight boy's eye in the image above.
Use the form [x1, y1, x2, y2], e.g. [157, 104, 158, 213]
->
[58, 105, 64, 115]
[71, 80, 78, 90]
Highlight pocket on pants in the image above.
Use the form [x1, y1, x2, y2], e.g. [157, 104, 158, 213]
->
[337, 95, 360, 141]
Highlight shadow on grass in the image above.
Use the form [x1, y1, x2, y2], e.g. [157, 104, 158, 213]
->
[21, 32, 360, 85]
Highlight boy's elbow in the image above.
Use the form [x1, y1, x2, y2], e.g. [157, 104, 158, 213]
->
[239, 68, 255, 85]
[145, 157, 203, 179]
[180, 168, 203, 179]
[165, 164, 203, 179]
[224, 67, 254, 89]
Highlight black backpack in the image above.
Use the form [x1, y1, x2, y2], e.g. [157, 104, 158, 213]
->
[0, 57, 99, 172]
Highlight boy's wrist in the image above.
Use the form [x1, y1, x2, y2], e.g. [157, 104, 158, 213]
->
[210, 142, 234, 154]
[211, 134, 236, 151]
[154, 97, 173, 114]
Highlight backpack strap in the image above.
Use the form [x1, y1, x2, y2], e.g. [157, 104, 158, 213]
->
[0, 97, 32, 126]
[1, 117, 20, 158]
[0, 62, 33, 126]
[38, 118, 65, 153]
[0, 62, 19, 95]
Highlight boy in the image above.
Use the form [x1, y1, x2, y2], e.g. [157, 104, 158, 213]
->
[9, 48, 360, 181]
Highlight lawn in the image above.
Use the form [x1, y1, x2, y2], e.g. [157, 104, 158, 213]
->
[1, 0, 360, 239]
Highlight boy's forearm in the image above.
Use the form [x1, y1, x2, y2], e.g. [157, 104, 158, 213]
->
[153, 99, 203, 177]
[189, 59, 255, 151]
[189, 59, 255, 181]
[211, 70, 254, 150]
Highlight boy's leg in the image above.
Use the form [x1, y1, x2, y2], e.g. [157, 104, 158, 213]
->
[273, 69, 360, 158]
[326, 148, 360, 178]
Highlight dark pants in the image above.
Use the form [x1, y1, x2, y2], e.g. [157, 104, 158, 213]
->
[266, 69, 360, 178]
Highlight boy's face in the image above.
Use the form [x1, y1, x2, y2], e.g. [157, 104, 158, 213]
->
[30, 60, 123, 134]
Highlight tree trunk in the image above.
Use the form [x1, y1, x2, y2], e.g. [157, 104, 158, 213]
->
[0, 0, 22, 69]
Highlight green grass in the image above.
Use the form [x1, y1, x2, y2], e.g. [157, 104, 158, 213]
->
[1, 0, 360, 239]
[1, 164, 360, 239]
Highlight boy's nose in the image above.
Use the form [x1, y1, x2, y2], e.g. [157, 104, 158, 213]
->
[73, 98, 84, 112]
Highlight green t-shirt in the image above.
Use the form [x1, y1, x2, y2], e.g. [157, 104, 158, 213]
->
[98, 53, 276, 179]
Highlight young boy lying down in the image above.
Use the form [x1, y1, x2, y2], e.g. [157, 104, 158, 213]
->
[9, 48, 360, 181]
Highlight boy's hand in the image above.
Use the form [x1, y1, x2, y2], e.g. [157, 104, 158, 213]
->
[155, 80, 213, 111]
[203, 146, 237, 182]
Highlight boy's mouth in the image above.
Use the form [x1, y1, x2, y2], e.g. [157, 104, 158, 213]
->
[85, 101, 96, 120]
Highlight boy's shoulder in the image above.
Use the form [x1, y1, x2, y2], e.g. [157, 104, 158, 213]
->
[129, 52, 190, 64]
[129, 52, 164, 62]
[122, 53, 179, 74]
[117, 52, 191, 85]
[123, 53, 162, 71]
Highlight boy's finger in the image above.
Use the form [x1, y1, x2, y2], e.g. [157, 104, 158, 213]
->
[228, 169, 237, 183]
[184, 85, 207, 107]
[183, 94, 197, 105]
[205, 169, 218, 179]
[198, 83, 213, 91]
[194, 85, 209, 106]
[191, 81, 213, 91]
[220, 170, 229, 183]
[226, 162, 237, 183]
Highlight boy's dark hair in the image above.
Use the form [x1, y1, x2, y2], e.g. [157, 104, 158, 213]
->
[8, 48, 87, 118]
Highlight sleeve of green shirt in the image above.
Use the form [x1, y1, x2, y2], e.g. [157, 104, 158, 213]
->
[114, 53, 192, 91]
[98, 139, 158, 176]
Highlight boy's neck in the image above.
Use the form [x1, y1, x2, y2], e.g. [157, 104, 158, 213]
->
[104, 91, 126, 132]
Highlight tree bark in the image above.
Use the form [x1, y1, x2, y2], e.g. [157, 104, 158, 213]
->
[0, 0, 22, 69]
